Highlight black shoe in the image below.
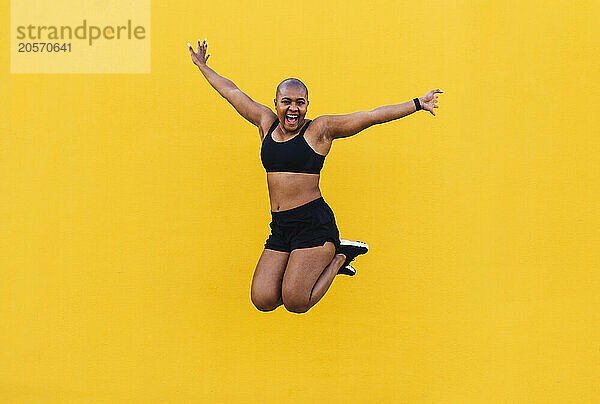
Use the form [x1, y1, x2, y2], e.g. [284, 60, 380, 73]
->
[337, 264, 356, 276]
[337, 239, 369, 269]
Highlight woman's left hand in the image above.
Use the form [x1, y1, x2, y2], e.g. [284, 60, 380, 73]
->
[419, 89, 444, 116]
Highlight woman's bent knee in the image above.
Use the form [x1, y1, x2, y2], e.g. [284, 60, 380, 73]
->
[282, 289, 311, 313]
[251, 289, 281, 312]
[284, 302, 310, 313]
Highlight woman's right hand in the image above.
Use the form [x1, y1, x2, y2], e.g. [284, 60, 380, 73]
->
[188, 38, 210, 68]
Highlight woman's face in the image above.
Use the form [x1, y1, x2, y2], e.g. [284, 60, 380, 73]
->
[274, 84, 309, 132]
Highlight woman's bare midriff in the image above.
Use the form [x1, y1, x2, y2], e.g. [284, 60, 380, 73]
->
[267, 172, 322, 212]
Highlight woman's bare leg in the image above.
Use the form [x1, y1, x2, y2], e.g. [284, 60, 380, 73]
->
[281, 242, 346, 313]
[251, 249, 289, 311]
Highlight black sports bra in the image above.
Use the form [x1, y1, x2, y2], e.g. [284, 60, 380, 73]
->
[260, 118, 325, 174]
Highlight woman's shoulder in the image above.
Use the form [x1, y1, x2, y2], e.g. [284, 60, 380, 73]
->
[259, 113, 279, 142]
[305, 116, 331, 141]
[304, 116, 333, 155]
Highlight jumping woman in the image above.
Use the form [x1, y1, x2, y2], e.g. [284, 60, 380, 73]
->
[188, 38, 443, 314]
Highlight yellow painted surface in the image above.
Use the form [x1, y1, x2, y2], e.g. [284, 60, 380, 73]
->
[1, 1, 599, 402]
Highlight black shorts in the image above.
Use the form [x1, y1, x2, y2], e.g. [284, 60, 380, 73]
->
[264, 197, 341, 253]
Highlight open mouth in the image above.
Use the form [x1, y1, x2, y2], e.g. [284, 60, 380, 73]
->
[285, 114, 298, 126]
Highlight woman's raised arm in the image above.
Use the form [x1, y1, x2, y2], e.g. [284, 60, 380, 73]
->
[188, 38, 275, 128]
[315, 89, 444, 140]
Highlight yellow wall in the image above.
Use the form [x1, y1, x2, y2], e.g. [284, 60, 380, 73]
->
[1, 1, 599, 402]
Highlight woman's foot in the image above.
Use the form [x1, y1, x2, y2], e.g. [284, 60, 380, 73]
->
[337, 264, 356, 276]
[336, 239, 369, 275]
